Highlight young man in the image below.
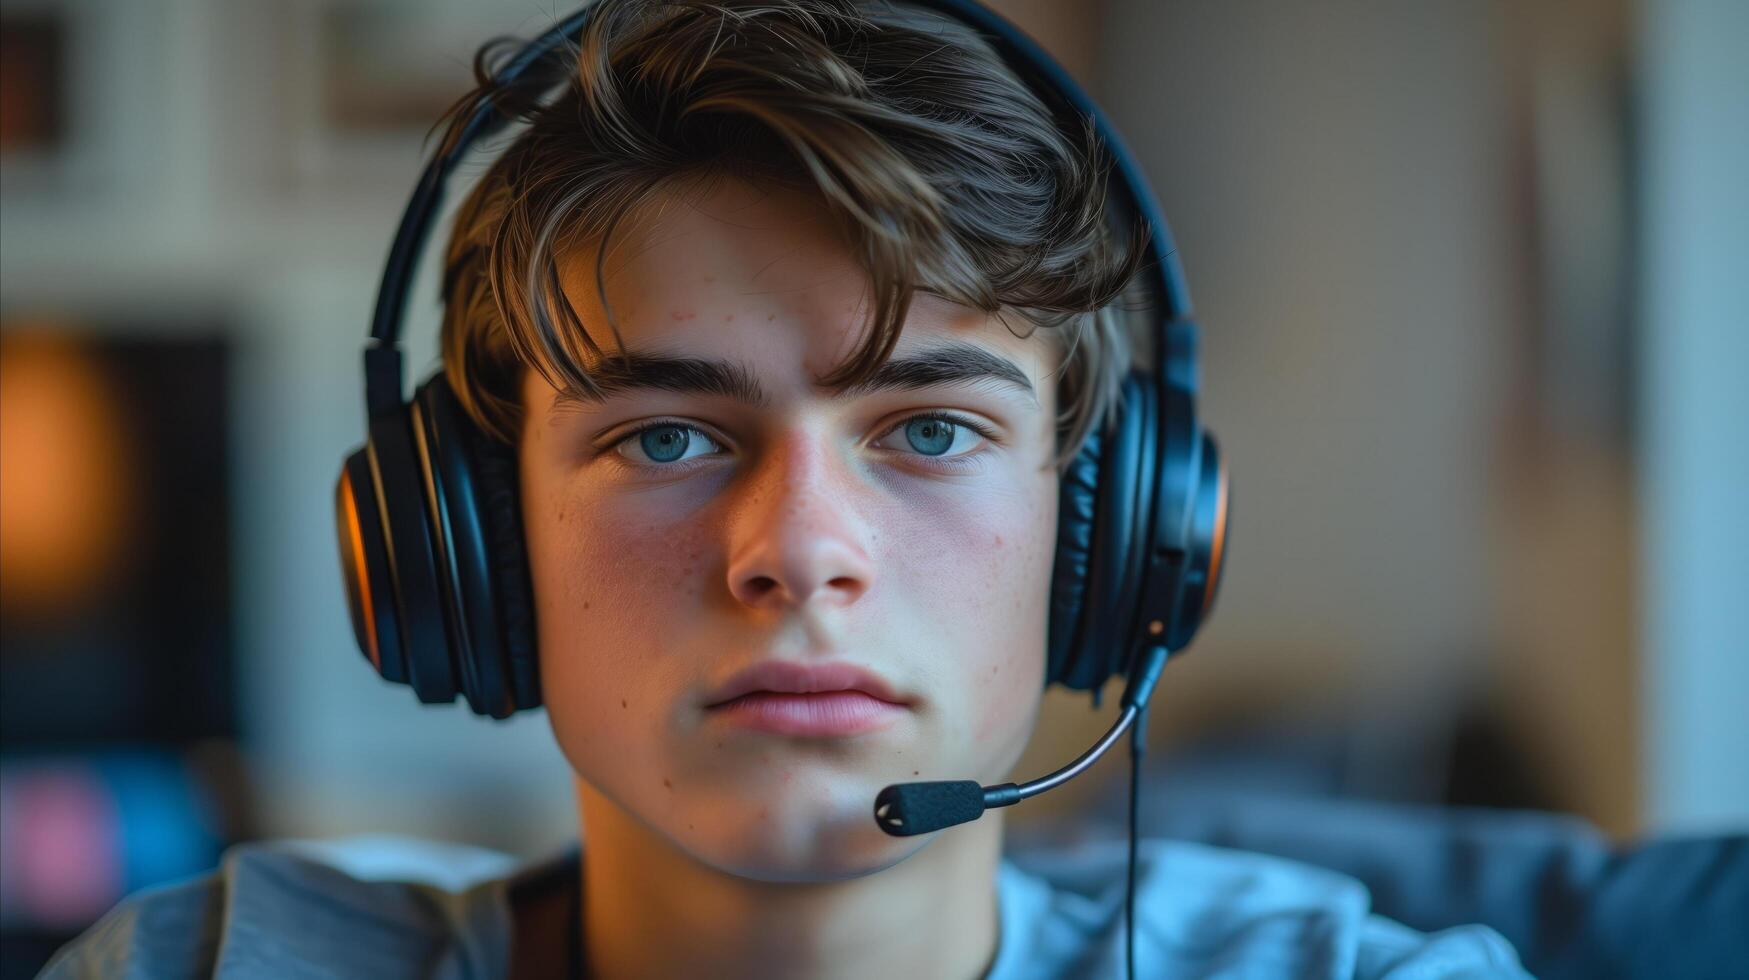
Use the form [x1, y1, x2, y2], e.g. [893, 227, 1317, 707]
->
[46, 2, 1527, 977]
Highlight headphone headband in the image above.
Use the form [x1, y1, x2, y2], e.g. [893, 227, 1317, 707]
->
[362, 0, 1196, 418]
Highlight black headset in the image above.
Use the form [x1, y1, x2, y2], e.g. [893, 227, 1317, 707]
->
[333, 0, 1229, 721]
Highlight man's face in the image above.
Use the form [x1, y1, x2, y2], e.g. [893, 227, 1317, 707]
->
[519, 179, 1057, 881]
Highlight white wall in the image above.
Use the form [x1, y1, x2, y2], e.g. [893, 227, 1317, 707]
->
[1637, 0, 1749, 834]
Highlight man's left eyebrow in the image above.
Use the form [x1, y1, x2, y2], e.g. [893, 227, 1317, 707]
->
[831, 342, 1037, 404]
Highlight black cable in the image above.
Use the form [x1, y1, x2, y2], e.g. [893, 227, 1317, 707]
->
[1126, 701, 1149, 980]
[569, 856, 584, 978]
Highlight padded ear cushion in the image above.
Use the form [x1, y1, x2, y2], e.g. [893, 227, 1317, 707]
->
[412, 375, 540, 718]
[1047, 372, 1153, 693]
[1046, 422, 1102, 686]
[1082, 372, 1154, 689]
[454, 400, 541, 712]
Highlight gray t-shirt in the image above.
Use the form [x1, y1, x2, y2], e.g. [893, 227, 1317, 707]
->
[40, 834, 1528, 978]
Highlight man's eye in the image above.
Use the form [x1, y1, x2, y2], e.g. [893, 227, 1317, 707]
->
[611, 415, 991, 468]
[615, 423, 722, 465]
[872, 415, 990, 458]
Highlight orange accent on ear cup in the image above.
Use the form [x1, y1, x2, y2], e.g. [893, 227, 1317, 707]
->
[1202, 450, 1229, 618]
[338, 472, 381, 671]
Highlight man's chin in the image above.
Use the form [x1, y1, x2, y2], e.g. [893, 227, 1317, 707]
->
[675, 790, 928, 883]
[700, 828, 927, 884]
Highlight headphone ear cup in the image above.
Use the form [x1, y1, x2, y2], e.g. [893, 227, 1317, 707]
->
[411, 375, 541, 718]
[339, 409, 459, 705]
[336, 448, 407, 685]
[1169, 431, 1229, 650]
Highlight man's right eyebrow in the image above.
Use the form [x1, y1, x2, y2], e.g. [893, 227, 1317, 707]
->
[552, 353, 770, 409]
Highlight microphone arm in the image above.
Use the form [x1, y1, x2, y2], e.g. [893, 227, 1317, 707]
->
[873, 645, 1169, 837]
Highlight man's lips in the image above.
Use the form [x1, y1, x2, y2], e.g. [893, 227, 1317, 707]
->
[708, 691, 905, 737]
[703, 660, 910, 708]
[703, 661, 911, 737]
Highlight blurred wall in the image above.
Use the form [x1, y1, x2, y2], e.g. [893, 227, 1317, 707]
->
[1637, 0, 1749, 834]
[1091, 0, 1522, 795]
[1, 0, 579, 856]
[1087, 0, 1746, 836]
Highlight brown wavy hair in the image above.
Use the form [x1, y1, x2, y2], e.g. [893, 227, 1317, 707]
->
[436, 0, 1146, 468]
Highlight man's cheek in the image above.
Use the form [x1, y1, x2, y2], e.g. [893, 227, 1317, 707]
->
[534, 552, 685, 737]
[553, 515, 712, 636]
[968, 642, 1044, 746]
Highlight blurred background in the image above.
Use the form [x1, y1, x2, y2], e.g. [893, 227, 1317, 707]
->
[1, 0, 1744, 975]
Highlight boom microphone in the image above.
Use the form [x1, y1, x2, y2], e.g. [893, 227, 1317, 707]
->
[873, 645, 1169, 836]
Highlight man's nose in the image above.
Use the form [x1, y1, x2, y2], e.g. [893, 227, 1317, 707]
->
[723, 433, 875, 611]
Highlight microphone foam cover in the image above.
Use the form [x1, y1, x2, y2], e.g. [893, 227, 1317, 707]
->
[873, 780, 985, 837]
